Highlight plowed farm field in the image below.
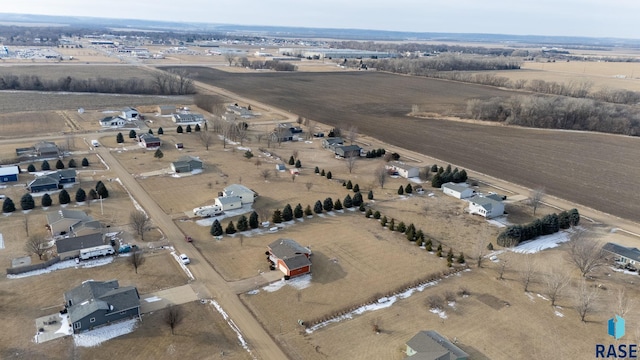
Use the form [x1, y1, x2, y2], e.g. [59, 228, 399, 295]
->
[169, 66, 640, 222]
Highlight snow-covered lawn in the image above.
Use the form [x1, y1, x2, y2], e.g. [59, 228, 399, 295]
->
[610, 266, 639, 276]
[8, 257, 113, 279]
[511, 230, 573, 254]
[73, 318, 138, 347]
[259, 274, 312, 293]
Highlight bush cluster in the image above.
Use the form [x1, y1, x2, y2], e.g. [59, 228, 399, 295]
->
[497, 208, 580, 247]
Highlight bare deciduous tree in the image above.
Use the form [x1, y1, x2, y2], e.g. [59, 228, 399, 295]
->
[254, 158, 262, 168]
[198, 129, 214, 150]
[260, 169, 272, 181]
[345, 156, 357, 174]
[520, 255, 537, 292]
[131, 249, 145, 274]
[567, 229, 607, 277]
[544, 271, 570, 306]
[574, 280, 599, 322]
[347, 125, 358, 145]
[224, 53, 236, 66]
[615, 287, 634, 317]
[374, 166, 388, 188]
[130, 210, 150, 241]
[497, 257, 509, 280]
[473, 233, 487, 268]
[529, 188, 545, 215]
[255, 133, 264, 143]
[236, 122, 249, 145]
[305, 182, 313, 192]
[24, 236, 47, 260]
[164, 304, 183, 335]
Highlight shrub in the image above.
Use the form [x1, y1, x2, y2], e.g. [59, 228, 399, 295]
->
[75, 188, 86, 202]
[405, 184, 413, 194]
[249, 211, 259, 229]
[288, 156, 295, 165]
[3, 197, 16, 213]
[282, 204, 293, 221]
[158, 127, 164, 135]
[304, 204, 313, 216]
[326, 171, 332, 180]
[398, 185, 404, 195]
[427, 295, 444, 310]
[367, 190, 373, 200]
[116, 132, 124, 143]
[320, 169, 325, 176]
[295, 159, 302, 168]
[323, 197, 334, 212]
[365, 209, 373, 218]
[457, 252, 466, 264]
[352, 192, 363, 206]
[343, 194, 353, 208]
[334, 199, 343, 210]
[68, 159, 77, 168]
[294, 204, 303, 218]
[194, 124, 201, 132]
[41, 160, 50, 171]
[237, 215, 249, 231]
[396, 222, 406, 233]
[81, 157, 89, 166]
[380, 216, 388, 227]
[346, 180, 353, 189]
[314, 200, 323, 214]
[129, 129, 137, 138]
[225, 221, 236, 234]
[177, 125, 183, 133]
[186, 125, 192, 133]
[353, 184, 360, 193]
[314, 166, 319, 174]
[27, 164, 36, 172]
[88, 189, 98, 200]
[358, 203, 365, 212]
[388, 218, 395, 231]
[373, 211, 381, 219]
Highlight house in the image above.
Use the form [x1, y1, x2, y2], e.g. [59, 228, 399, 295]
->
[63, 280, 141, 333]
[278, 122, 302, 133]
[121, 107, 139, 120]
[138, 133, 161, 148]
[385, 162, 419, 178]
[46, 209, 92, 236]
[223, 184, 256, 204]
[468, 195, 505, 219]
[171, 113, 205, 124]
[157, 105, 175, 115]
[441, 182, 475, 199]
[270, 129, 294, 143]
[322, 137, 344, 151]
[34, 141, 60, 157]
[276, 164, 286, 171]
[214, 196, 242, 212]
[171, 155, 203, 173]
[227, 104, 254, 117]
[267, 239, 312, 279]
[603, 242, 640, 269]
[0, 165, 19, 182]
[405, 330, 469, 360]
[56, 233, 106, 260]
[335, 145, 362, 158]
[27, 169, 77, 193]
[99, 116, 127, 128]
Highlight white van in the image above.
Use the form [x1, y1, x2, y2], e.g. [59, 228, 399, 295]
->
[91, 140, 100, 147]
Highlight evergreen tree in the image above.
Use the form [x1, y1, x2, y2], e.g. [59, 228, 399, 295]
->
[343, 194, 353, 208]
[20, 193, 35, 210]
[406, 226, 415, 241]
[41, 160, 50, 171]
[186, 125, 192, 133]
[459, 169, 468, 182]
[373, 210, 381, 219]
[436, 244, 443, 257]
[445, 164, 452, 173]
[397, 221, 406, 233]
[282, 204, 293, 221]
[158, 127, 164, 135]
[431, 164, 438, 172]
[225, 221, 236, 234]
[129, 129, 137, 139]
[487, 243, 494, 250]
[249, 211, 259, 229]
[431, 173, 442, 188]
[244, 150, 253, 159]
[334, 199, 343, 210]
[177, 125, 183, 133]
[353, 192, 363, 206]
[346, 180, 353, 189]
[398, 185, 404, 195]
[59, 189, 71, 205]
[55, 159, 64, 169]
[148, 129, 154, 135]
[295, 159, 302, 168]
[116, 132, 124, 143]
[425, 240, 433, 251]
[457, 252, 466, 264]
[3, 197, 15, 213]
[96, 181, 109, 198]
[568, 208, 580, 226]
[75, 188, 86, 202]
[314, 166, 319, 174]
[27, 164, 36, 172]
[416, 230, 425, 244]
[358, 203, 365, 212]
[210, 220, 223, 236]
[326, 171, 332, 180]
[353, 184, 360, 193]
[68, 159, 77, 168]
[88, 188, 98, 200]
[272, 209, 283, 223]
[41, 193, 52, 207]
[288, 155, 295, 165]
[194, 124, 201, 132]
[381, 216, 388, 227]
[81, 157, 89, 166]
[405, 184, 413, 194]
[294, 203, 303, 218]
[447, 248, 454, 262]
[154, 149, 164, 159]
[237, 215, 249, 231]
[320, 169, 325, 176]
[323, 197, 334, 212]
[367, 190, 374, 200]
[314, 200, 323, 214]
[304, 204, 313, 216]
[389, 218, 395, 231]
[365, 208, 373, 218]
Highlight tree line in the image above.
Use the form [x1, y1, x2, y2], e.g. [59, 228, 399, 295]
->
[497, 209, 580, 247]
[355, 54, 521, 73]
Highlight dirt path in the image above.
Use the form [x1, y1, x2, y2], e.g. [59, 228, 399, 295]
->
[95, 146, 289, 360]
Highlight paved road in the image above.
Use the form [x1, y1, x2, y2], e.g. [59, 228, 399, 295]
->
[95, 146, 289, 360]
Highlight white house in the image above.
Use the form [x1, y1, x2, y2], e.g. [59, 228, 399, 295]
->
[215, 196, 242, 212]
[385, 161, 420, 178]
[442, 182, 475, 199]
[603, 242, 640, 269]
[468, 195, 504, 219]
[172, 113, 205, 124]
[223, 184, 256, 204]
[99, 116, 127, 128]
[121, 107, 139, 120]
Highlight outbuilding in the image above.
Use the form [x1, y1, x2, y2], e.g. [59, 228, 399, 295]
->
[223, 184, 256, 204]
[171, 155, 203, 173]
[214, 196, 242, 212]
[138, 133, 161, 148]
[121, 107, 139, 120]
[385, 161, 419, 178]
[158, 105, 175, 115]
[441, 182, 475, 199]
[0, 165, 19, 182]
[56, 232, 106, 260]
[335, 145, 362, 158]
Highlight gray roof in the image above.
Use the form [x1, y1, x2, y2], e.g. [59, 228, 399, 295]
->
[56, 233, 105, 254]
[407, 330, 469, 360]
[173, 113, 204, 122]
[34, 141, 58, 152]
[70, 220, 102, 234]
[323, 137, 343, 145]
[0, 165, 19, 176]
[100, 116, 125, 124]
[387, 161, 418, 171]
[335, 145, 361, 153]
[224, 184, 253, 195]
[46, 209, 90, 225]
[177, 155, 202, 164]
[469, 195, 501, 211]
[139, 133, 160, 143]
[441, 182, 470, 193]
[28, 175, 58, 187]
[485, 193, 503, 202]
[269, 239, 312, 258]
[65, 280, 140, 323]
[603, 242, 640, 262]
[217, 196, 241, 205]
[57, 169, 77, 179]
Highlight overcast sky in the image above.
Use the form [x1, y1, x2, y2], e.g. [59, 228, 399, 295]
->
[3, 1, 638, 39]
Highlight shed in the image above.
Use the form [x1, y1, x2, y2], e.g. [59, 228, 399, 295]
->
[223, 184, 256, 204]
[171, 155, 203, 173]
[406, 330, 469, 360]
[276, 164, 286, 171]
[385, 161, 419, 178]
[214, 196, 242, 211]
[441, 182, 475, 199]
[267, 239, 312, 278]
[34, 141, 59, 157]
[121, 107, 139, 120]
[335, 145, 362, 158]
[0, 165, 19, 182]
[158, 105, 175, 115]
[322, 137, 344, 150]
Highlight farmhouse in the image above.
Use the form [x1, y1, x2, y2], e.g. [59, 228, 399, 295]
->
[223, 184, 256, 204]
[603, 242, 640, 269]
[405, 330, 469, 360]
[63, 280, 141, 333]
[335, 145, 362, 158]
[267, 239, 312, 279]
[270, 129, 294, 143]
[171, 155, 203, 173]
[442, 182, 475, 199]
[157, 105, 175, 115]
[385, 161, 420, 178]
[27, 169, 77, 193]
[46, 209, 94, 236]
[215, 196, 242, 212]
[172, 113, 205, 124]
[468, 194, 505, 219]
[322, 137, 344, 151]
[56, 233, 106, 260]
[0, 165, 19, 182]
[34, 141, 60, 157]
[99, 116, 126, 128]
[121, 107, 139, 120]
[227, 104, 254, 117]
[138, 133, 161, 148]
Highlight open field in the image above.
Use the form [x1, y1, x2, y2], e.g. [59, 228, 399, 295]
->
[0, 64, 154, 81]
[170, 66, 640, 222]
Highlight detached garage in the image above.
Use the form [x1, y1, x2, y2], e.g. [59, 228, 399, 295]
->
[0, 165, 19, 182]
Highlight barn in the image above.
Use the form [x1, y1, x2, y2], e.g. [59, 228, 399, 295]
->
[267, 239, 312, 279]
[0, 165, 19, 182]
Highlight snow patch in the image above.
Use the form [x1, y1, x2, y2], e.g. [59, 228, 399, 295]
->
[206, 300, 257, 360]
[536, 294, 549, 301]
[144, 296, 162, 303]
[262, 274, 311, 292]
[511, 230, 572, 254]
[73, 319, 138, 347]
[525, 292, 535, 302]
[114, 178, 146, 216]
[429, 308, 448, 319]
[610, 266, 639, 276]
[0, 233, 4, 249]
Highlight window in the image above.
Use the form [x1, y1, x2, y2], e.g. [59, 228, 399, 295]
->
[120, 311, 126, 315]
[73, 322, 81, 329]
[90, 318, 96, 323]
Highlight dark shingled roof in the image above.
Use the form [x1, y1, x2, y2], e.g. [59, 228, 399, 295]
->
[56, 233, 105, 254]
[406, 330, 469, 360]
[603, 242, 640, 263]
[268, 239, 311, 270]
[64, 280, 140, 324]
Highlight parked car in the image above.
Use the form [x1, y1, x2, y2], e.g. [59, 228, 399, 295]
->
[179, 254, 190, 265]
